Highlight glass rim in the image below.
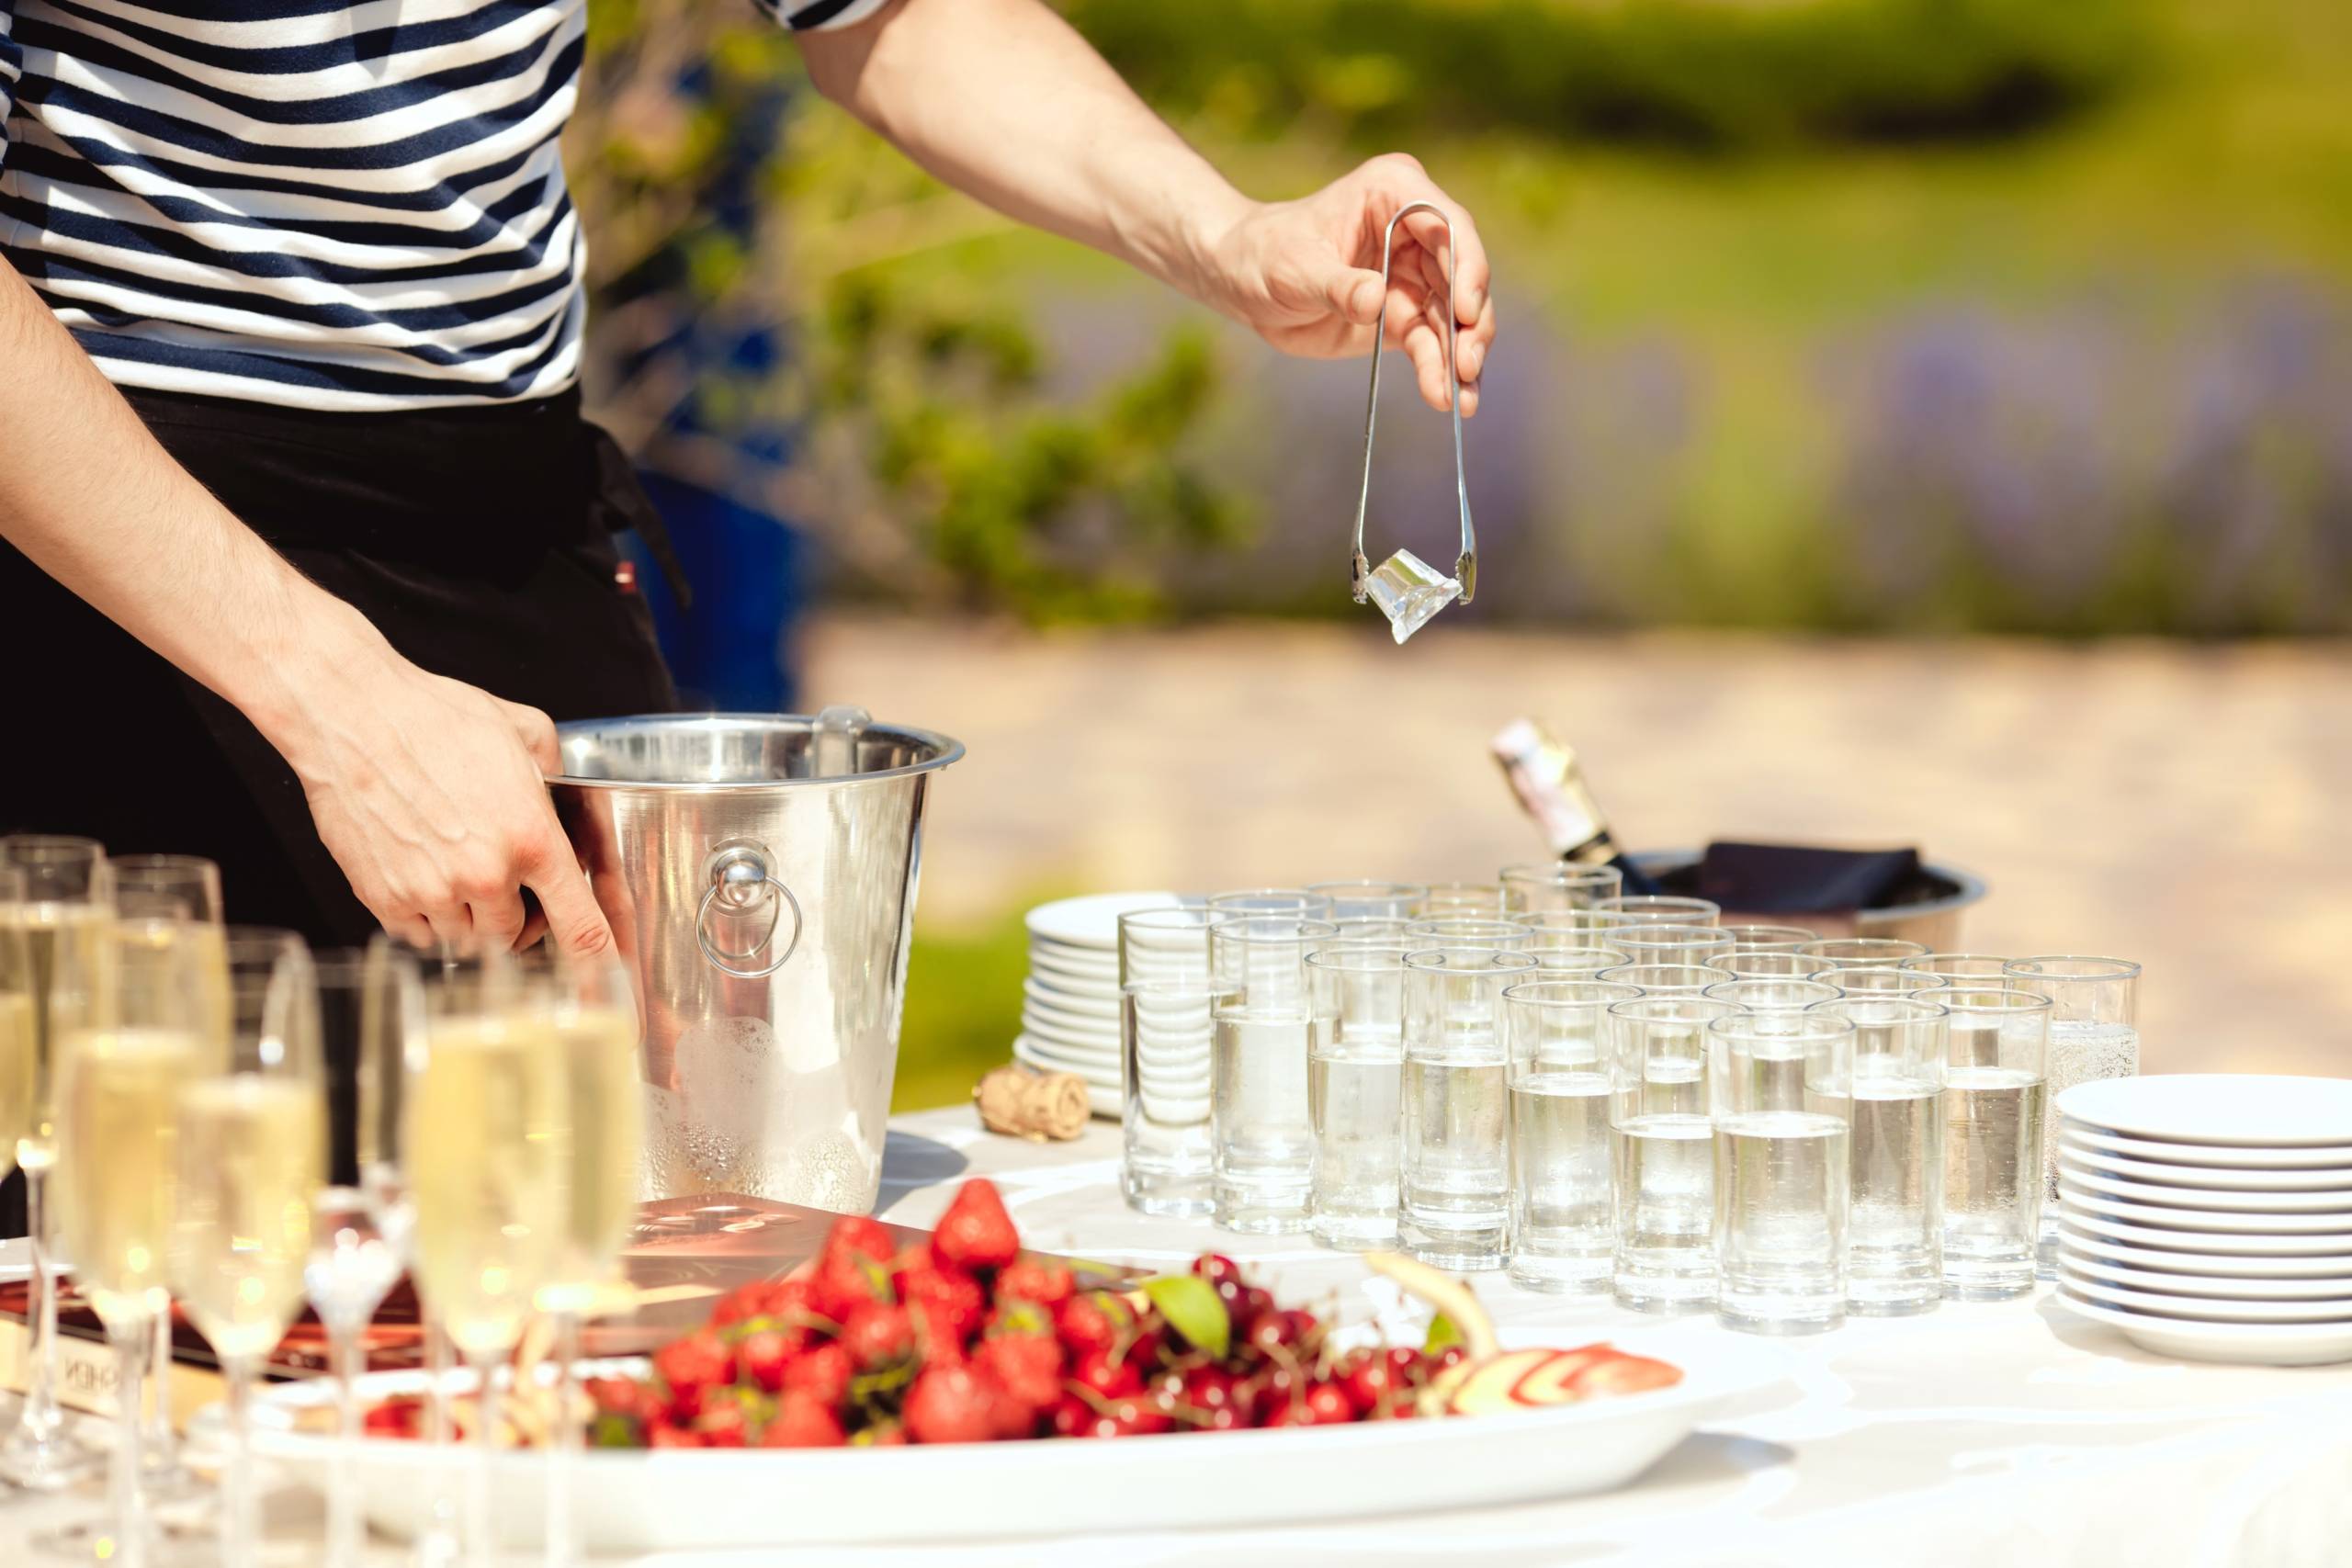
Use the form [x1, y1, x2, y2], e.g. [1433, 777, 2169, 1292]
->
[1525, 942, 1632, 962]
[1501, 979, 1644, 1007]
[1304, 945, 1410, 972]
[1402, 946, 1540, 973]
[1511, 908, 1634, 930]
[1707, 1010, 1857, 1042]
[1305, 879, 1427, 898]
[1900, 953, 2013, 973]
[1701, 978, 1843, 1004]
[1206, 886, 1329, 908]
[1498, 862, 1622, 884]
[1808, 995, 1950, 1021]
[1607, 995, 1745, 1022]
[1118, 905, 1233, 932]
[1593, 963, 1737, 987]
[1404, 917, 1529, 936]
[1714, 952, 1838, 976]
[1832, 964, 1951, 990]
[1209, 917, 1341, 944]
[1611, 923, 1736, 944]
[1600, 895, 1720, 911]
[1121, 976, 1232, 998]
[1717, 923, 1820, 944]
[1792, 937, 1930, 958]
[2004, 954, 2143, 982]
[1939, 986, 2054, 1012]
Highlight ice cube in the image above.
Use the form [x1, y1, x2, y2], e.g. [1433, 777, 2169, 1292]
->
[1363, 548, 1462, 644]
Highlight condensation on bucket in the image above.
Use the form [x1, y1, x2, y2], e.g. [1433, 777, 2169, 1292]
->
[640, 1013, 879, 1212]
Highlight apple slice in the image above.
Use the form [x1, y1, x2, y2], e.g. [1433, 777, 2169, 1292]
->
[1566, 1351, 1683, 1399]
[1507, 1344, 1617, 1405]
[1440, 1348, 1558, 1416]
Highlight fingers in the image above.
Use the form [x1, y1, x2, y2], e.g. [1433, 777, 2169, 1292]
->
[502, 699, 562, 776]
[522, 823, 614, 958]
[468, 888, 528, 954]
[1318, 264, 1386, 328]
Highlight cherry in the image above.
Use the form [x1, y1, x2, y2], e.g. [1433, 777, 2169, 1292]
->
[1303, 1382, 1354, 1426]
[1048, 1395, 1093, 1439]
[1071, 1348, 1144, 1400]
[1436, 1346, 1468, 1371]
[1191, 1254, 1244, 1287]
[1338, 1352, 1396, 1416]
[1244, 1311, 1297, 1358]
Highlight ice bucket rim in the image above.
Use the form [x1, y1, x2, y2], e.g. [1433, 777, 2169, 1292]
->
[551, 713, 966, 793]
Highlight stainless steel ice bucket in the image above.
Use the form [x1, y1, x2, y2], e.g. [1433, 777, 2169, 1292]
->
[550, 710, 962, 1214]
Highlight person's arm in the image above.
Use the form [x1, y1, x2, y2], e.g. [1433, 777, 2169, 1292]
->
[797, 0, 1496, 417]
[0, 261, 612, 955]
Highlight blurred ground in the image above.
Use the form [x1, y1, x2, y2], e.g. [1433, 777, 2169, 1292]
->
[801, 615, 2352, 1105]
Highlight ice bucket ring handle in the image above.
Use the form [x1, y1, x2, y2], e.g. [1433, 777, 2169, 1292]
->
[695, 845, 804, 980]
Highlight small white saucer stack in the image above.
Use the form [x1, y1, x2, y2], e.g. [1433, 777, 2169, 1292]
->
[2052, 1074, 2352, 1365]
[1013, 891, 1182, 1117]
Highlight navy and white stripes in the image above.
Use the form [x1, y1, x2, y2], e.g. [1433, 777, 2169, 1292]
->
[0, 0, 888, 410]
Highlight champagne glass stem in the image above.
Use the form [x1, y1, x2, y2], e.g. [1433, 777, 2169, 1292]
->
[146, 1310, 177, 1473]
[466, 1355, 503, 1568]
[325, 1318, 362, 1568]
[108, 1323, 149, 1568]
[220, 1353, 259, 1568]
[22, 1166, 64, 1447]
[419, 1317, 458, 1568]
[546, 1310, 582, 1568]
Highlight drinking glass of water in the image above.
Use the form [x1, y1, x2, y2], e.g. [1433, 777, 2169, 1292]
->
[1419, 881, 1507, 916]
[1502, 980, 1639, 1292]
[1594, 963, 1736, 999]
[1404, 917, 1533, 951]
[1398, 947, 1534, 1270]
[1793, 936, 1928, 967]
[1939, 987, 2052, 1301]
[1306, 881, 1427, 921]
[2005, 955, 2140, 1277]
[1123, 977, 1223, 1219]
[1208, 918, 1338, 1233]
[1304, 947, 1408, 1249]
[1607, 996, 1741, 1313]
[1718, 924, 1819, 953]
[1706, 1009, 1856, 1335]
[1118, 907, 1227, 989]
[1830, 965, 1951, 998]
[1813, 995, 1947, 1317]
[1702, 977, 1842, 1014]
[1600, 895, 1722, 928]
[1611, 924, 1736, 969]
[1498, 863, 1623, 913]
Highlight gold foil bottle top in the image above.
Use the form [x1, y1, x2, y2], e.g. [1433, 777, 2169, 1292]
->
[1490, 718, 1619, 863]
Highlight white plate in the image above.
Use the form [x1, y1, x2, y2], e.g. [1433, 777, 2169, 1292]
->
[1026, 947, 1121, 983]
[2053, 1287, 2352, 1366]
[2060, 1119, 2352, 1171]
[1025, 892, 1187, 951]
[2055, 1075, 2352, 1148]
[2058, 1249, 2352, 1301]
[1012, 1035, 1116, 1077]
[1022, 998, 1125, 1042]
[244, 1330, 1786, 1550]
[2055, 1224, 2352, 1278]
[2056, 1135, 2352, 1190]
[2058, 1184, 2352, 1235]
[2057, 1159, 2352, 1213]
[2058, 1201, 2352, 1251]
[1023, 977, 1122, 1020]
[1018, 1018, 1121, 1057]
[2056, 1267, 2352, 1324]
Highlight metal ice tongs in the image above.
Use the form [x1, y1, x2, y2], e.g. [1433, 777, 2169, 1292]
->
[1350, 200, 1476, 638]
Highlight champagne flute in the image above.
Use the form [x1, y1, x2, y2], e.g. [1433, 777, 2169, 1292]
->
[0, 834, 110, 1496]
[109, 852, 229, 1503]
[409, 954, 560, 1568]
[531, 950, 642, 1568]
[171, 931, 320, 1568]
[49, 910, 214, 1567]
[304, 942, 424, 1568]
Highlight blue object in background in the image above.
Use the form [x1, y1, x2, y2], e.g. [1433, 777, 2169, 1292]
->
[619, 487, 805, 714]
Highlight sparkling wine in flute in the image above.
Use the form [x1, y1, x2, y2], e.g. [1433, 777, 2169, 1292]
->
[0, 900, 112, 1171]
[544, 1003, 643, 1310]
[54, 1027, 202, 1326]
[0, 991, 32, 1163]
[1489, 718, 1663, 896]
[116, 917, 233, 1051]
[410, 1012, 560, 1357]
[172, 1076, 325, 1362]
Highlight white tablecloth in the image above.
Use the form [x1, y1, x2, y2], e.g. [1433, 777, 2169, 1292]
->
[7, 1106, 2351, 1564]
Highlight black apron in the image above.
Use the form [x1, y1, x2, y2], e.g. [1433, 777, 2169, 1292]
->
[0, 386, 684, 1224]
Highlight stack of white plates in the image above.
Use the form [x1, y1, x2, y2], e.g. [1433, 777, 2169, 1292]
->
[2052, 1074, 2352, 1365]
[1012, 892, 1183, 1117]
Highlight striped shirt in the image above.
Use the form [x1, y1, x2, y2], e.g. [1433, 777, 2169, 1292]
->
[0, 0, 886, 411]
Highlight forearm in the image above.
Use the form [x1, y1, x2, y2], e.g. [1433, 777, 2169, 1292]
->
[803, 0, 1251, 308]
[0, 258, 385, 754]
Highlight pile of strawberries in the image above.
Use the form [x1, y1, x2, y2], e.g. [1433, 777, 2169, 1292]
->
[582, 1178, 1458, 1448]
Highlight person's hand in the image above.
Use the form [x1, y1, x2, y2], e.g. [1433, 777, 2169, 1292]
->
[265, 623, 611, 956]
[1197, 153, 1496, 417]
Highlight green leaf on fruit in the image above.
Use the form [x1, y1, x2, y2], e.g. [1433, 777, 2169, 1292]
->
[1423, 1312, 1464, 1355]
[1141, 1273, 1230, 1359]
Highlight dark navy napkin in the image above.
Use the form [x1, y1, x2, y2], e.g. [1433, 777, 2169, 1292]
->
[1690, 841, 1921, 916]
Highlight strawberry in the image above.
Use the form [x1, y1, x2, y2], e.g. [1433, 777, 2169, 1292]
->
[808, 1218, 898, 1323]
[647, 1420, 701, 1449]
[899, 1258, 987, 1353]
[736, 1329, 795, 1394]
[995, 1258, 1075, 1308]
[931, 1179, 1021, 1275]
[779, 1341, 854, 1409]
[1054, 1291, 1132, 1359]
[761, 1390, 847, 1449]
[854, 1421, 909, 1447]
[975, 1331, 1063, 1413]
[695, 1401, 752, 1448]
[361, 1396, 423, 1439]
[651, 1329, 731, 1421]
[903, 1361, 1012, 1445]
[839, 1302, 915, 1371]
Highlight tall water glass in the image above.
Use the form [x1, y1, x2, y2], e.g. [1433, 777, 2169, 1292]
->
[1419, 881, 1506, 915]
[411, 953, 560, 1568]
[1123, 978, 1219, 1218]
[1716, 951, 1837, 981]
[1607, 997, 1741, 1311]
[1512, 908, 1636, 945]
[1939, 987, 2052, 1301]
[533, 951, 642, 1568]
[49, 911, 211, 1568]
[1611, 924, 1736, 968]
[1794, 936, 1928, 966]
[1118, 907, 1227, 988]
[177, 932, 322, 1568]
[1814, 996, 1946, 1315]
[1702, 978, 1842, 1014]
[0, 835, 109, 1495]
[1399, 949, 1533, 1269]
[1719, 925, 1818, 953]
[1503, 981, 1638, 1291]
[1403, 917, 1532, 950]
[1706, 1010, 1855, 1335]
[2006, 956, 2140, 1277]
[1499, 863, 1623, 913]
[1602, 895, 1721, 928]
[1208, 919, 1337, 1233]
[1306, 881, 1425, 921]
[1304, 949, 1407, 1249]
[1594, 963, 1736, 999]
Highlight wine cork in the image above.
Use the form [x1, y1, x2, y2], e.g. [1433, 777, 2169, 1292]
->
[974, 1063, 1090, 1142]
